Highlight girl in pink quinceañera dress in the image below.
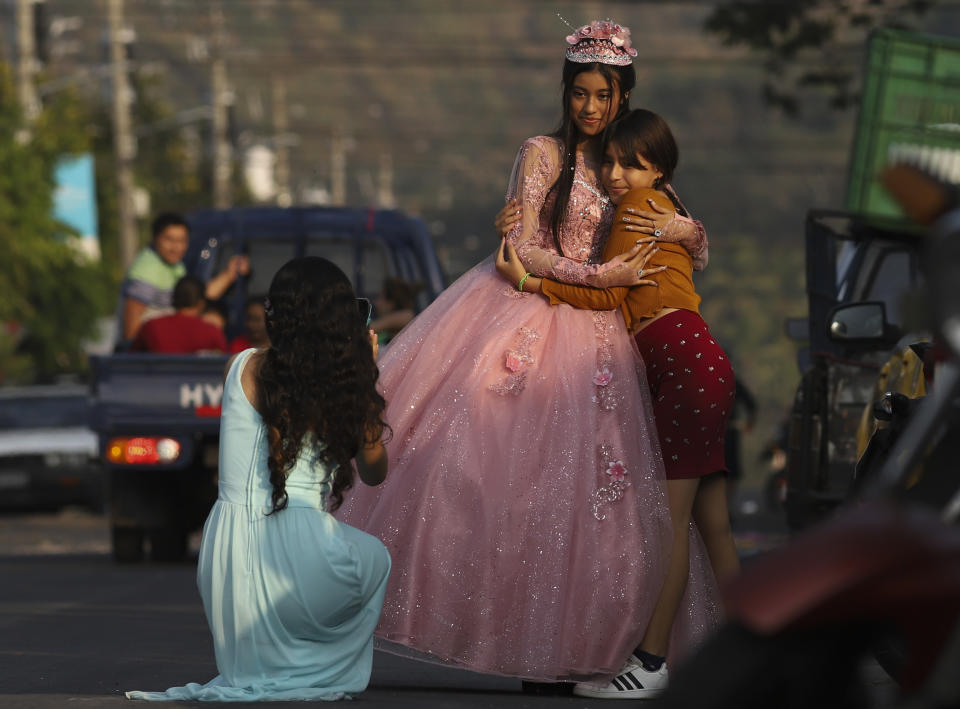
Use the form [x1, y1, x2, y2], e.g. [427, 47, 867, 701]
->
[336, 20, 720, 683]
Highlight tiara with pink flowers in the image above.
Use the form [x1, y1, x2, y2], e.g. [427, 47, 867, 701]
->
[565, 20, 638, 66]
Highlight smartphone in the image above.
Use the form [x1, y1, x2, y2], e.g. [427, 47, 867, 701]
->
[357, 297, 373, 327]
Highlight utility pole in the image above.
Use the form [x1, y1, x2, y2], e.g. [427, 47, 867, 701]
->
[331, 129, 346, 206]
[271, 76, 291, 207]
[211, 1, 232, 209]
[377, 152, 395, 209]
[107, 0, 138, 269]
[16, 0, 41, 130]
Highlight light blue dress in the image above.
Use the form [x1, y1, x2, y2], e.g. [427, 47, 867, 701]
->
[127, 349, 391, 701]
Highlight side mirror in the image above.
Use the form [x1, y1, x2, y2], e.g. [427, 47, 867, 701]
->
[827, 302, 889, 342]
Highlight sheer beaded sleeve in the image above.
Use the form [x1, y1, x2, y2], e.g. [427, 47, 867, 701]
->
[659, 185, 709, 270]
[669, 216, 709, 270]
[505, 137, 634, 287]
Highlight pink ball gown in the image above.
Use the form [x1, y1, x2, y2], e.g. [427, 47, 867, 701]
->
[336, 136, 719, 682]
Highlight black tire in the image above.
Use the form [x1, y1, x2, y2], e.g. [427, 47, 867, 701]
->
[149, 529, 188, 562]
[112, 526, 145, 563]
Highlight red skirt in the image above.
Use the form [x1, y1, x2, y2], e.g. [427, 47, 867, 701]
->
[633, 310, 735, 479]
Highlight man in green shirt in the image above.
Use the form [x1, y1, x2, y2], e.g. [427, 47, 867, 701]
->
[119, 212, 249, 344]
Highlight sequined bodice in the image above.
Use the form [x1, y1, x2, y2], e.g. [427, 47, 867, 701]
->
[505, 136, 621, 288]
[536, 149, 614, 263]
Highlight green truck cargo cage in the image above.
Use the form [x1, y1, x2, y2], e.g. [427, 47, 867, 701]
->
[847, 28, 960, 220]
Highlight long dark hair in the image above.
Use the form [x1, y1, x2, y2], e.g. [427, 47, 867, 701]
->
[257, 257, 388, 513]
[605, 109, 688, 217]
[548, 60, 635, 254]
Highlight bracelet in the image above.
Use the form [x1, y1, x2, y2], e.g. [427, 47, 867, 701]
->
[518, 272, 531, 292]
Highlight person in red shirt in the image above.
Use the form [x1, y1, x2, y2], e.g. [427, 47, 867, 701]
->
[229, 296, 270, 353]
[202, 299, 229, 334]
[131, 276, 228, 354]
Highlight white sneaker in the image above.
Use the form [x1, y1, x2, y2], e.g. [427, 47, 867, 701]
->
[572, 656, 668, 699]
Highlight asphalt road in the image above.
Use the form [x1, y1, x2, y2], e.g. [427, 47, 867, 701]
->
[0, 505, 896, 709]
[0, 551, 540, 709]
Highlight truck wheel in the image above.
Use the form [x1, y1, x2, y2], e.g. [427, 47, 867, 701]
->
[149, 530, 188, 562]
[112, 526, 145, 563]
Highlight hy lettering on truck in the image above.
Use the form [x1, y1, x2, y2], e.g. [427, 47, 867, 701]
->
[180, 382, 223, 417]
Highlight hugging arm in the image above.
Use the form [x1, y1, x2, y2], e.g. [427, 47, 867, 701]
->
[525, 190, 669, 310]
[621, 185, 709, 270]
[495, 225, 660, 311]
[538, 210, 663, 310]
[537, 221, 639, 310]
[505, 137, 647, 288]
[669, 215, 709, 270]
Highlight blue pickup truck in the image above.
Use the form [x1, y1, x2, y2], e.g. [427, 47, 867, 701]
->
[91, 206, 445, 562]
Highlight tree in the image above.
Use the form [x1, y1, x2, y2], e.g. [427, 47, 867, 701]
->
[91, 69, 250, 277]
[0, 63, 112, 383]
[90, 70, 212, 277]
[704, 0, 935, 115]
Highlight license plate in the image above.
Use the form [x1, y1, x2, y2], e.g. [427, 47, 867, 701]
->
[0, 471, 29, 489]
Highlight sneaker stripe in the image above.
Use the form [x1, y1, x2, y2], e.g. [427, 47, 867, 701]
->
[622, 671, 644, 690]
[611, 676, 627, 692]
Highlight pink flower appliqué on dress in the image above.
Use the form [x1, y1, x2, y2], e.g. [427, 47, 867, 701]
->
[489, 327, 541, 396]
[589, 445, 632, 521]
[606, 460, 627, 483]
[505, 352, 527, 373]
[593, 367, 613, 387]
[590, 313, 623, 411]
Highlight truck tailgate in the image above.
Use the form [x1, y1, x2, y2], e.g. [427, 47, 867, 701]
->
[90, 354, 229, 434]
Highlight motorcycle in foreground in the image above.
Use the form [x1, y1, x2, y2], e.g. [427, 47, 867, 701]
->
[659, 166, 960, 709]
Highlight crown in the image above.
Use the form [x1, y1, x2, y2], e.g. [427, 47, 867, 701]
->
[565, 20, 638, 66]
